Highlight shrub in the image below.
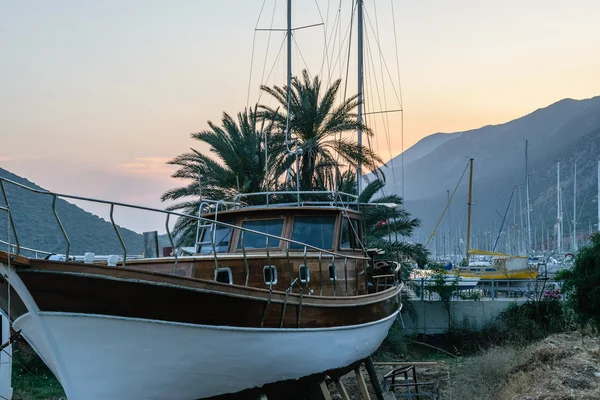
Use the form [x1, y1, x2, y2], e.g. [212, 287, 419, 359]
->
[557, 232, 600, 331]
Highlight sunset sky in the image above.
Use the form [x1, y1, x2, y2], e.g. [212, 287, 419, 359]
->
[2, 0, 600, 233]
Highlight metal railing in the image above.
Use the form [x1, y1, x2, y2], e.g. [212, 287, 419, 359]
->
[404, 278, 564, 301]
[0, 176, 401, 298]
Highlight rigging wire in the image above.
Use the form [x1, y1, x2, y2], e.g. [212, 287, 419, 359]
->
[292, 35, 312, 76]
[425, 160, 471, 247]
[259, 0, 278, 89]
[362, 8, 402, 107]
[372, 1, 396, 185]
[315, 0, 333, 83]
[390, 0, 405, 198]
[256, 35, 287, 104]
[246, 0, 269, 108]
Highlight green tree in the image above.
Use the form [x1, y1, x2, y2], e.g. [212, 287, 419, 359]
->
[558, 232, 600, 330]
[260, 69, 382, 190]
[358, 178, 427, 264]
[161, 107, 286, 244]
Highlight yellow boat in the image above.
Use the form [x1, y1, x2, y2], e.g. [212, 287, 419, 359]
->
[453, 249, 538, 280]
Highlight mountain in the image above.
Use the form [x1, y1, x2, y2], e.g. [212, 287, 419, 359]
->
[383, 96, 600, 254]
[0, 168, 143, 256]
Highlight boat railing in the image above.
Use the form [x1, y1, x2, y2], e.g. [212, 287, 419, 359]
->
[232, 190, 360, 209]
[0, 176, 401, 296]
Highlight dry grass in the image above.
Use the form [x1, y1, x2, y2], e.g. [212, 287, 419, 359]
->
[442, 346, 531, 400]
[441, 332, 600, 400]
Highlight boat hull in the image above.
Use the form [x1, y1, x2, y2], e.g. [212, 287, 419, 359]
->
[14, 311, 397, 400]
[0, 257, 401, 399]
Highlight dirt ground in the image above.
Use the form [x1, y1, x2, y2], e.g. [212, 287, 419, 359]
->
[328, 332, 600, 400]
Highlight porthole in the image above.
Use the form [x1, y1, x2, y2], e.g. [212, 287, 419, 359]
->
[263, 265, 278, 285]
[216, 268, 233, 284]
[328, 264, 337, 280]
[299, 264, 310, 283]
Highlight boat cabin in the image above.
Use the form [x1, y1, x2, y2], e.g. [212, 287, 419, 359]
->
[129, 206, 370, 297]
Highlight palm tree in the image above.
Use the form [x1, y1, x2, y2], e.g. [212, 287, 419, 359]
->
[260, 69, 382, 191]
[356, 178, 427, 265]
[161, 107, 286, 244]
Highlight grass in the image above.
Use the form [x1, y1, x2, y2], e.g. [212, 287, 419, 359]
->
[10, 343, 65, 400]
[442, 345, 532, 400]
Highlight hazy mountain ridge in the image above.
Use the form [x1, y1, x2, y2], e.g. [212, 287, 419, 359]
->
[0, 168, 143, 256]
[395, 96, 600, 252]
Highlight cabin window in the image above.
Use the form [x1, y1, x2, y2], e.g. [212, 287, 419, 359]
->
[263, 265, 278, 285]
[340, 218, 351, 249]
[340, 217, 362, 249]
[485, 268, 497, 272]
[216, 268, 233, 284]
[290, 216, 335, 249]
[352, 219, 362, 248]
[328, 264, 337, 280]
[468, 268, 481, 272]
[238, 219, 284, 249]
[299, 264, 310, 283]
[198, 225, 232, 253]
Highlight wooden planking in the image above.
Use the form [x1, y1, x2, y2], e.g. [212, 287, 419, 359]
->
[334, 380, 351, 400]
[26, 259, 394, 307]
[17, 269, 400, 329]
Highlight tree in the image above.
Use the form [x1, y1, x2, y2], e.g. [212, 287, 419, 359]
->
[161, 107, 286, 244]
[558, 232, 600, 331]
[358, 178, 427, 264]
[260, 69, 382, 190]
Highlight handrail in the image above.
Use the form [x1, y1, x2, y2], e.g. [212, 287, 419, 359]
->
[51, 194, 71, 260]
[0, 239, 53, 257]
[0, 176, 368, 262]
[0, 180, 20, 258]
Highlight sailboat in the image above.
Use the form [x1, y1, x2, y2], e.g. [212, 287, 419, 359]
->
[0, 1, 403, 399]
[449, 158, 538, 280]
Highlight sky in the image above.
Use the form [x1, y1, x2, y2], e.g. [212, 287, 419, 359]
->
[2, 0, 600, 233]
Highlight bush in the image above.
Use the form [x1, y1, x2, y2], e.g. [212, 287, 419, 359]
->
[558, 232, 600, 330]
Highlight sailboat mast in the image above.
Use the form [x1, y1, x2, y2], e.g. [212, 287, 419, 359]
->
[598, 160, 600, 232]
[573, 162, 577, 251]
[356, 0, 364, 194]
[525, 140, 532, 256]
[466, 158, 474, 265]
[557, 162, 562, 252]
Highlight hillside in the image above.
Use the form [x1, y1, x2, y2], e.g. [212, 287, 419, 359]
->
[0, 168, 143, 256]
[388, 96, 600, 254]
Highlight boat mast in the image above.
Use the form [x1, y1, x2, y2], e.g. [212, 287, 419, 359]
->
[356, 0, 364, 194]
[573, 162, 577, 251]
[557, 162, 562, 252]
[465, 158, 474, 265]
[283, 0, 300, 204]
[525, 140, 532, 256]
[598, 160, 600, 232]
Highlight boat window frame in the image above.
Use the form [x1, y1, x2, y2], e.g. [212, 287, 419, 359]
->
[299, 264, 310, 283]
[339, 215, 363, 251]
[289, 215, 337, 251]
[235, 217, 286, 251]
[328, 264, 337, 281]
[197, 223, 233, 254]
[263, 265, 278, 285]
[215, 267, 233, 285]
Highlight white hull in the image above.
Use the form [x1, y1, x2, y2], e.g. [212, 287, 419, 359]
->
[14, 311, 396, 400]
[1, 261, 398, 399]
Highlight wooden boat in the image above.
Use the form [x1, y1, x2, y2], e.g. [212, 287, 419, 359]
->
[0, 180, 402, 400]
